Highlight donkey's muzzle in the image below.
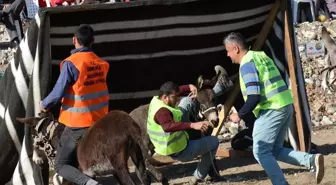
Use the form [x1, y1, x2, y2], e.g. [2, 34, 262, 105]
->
[211, 118, 219, 127]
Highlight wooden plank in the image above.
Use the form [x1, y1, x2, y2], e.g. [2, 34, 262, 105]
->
[216, 147, 253, 158]
[282, 0, 306, 152]
[212, 0, 282, 137]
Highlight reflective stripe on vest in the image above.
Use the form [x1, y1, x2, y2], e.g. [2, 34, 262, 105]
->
[61, 101, 109, 113]
[147, 129, 186, 146]
[239, 51, 294, 117]
[64, 90, 109, 101]
[58, 52, 109, 128]
[147, 96, 188, 156]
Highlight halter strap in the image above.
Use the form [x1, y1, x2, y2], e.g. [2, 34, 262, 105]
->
[35, 117, 47, 132]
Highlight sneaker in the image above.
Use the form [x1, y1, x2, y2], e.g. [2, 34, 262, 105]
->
[214, 65, 233, 93]
[311, 154, 325, 184]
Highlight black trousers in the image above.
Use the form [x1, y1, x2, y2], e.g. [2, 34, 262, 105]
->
[54, 126, 92, 185]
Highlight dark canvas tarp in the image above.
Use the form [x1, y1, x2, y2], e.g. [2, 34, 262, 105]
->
[0, 0, 312, 184]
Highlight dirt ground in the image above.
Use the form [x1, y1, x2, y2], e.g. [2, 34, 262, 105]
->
[93, 125, 336, 185]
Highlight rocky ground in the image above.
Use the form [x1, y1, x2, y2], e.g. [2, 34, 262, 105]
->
[0, 26, 13, 79]
[0, 19, 32, 78]
[294, 21, 336, 126]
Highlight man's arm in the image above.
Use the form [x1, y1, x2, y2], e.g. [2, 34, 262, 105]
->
[41, 61, 79, 110]
[178, 84, 197, 97]
[237, 60, 261, 119]
[154, 107, 192, 132]
[178, 85, 190, 95]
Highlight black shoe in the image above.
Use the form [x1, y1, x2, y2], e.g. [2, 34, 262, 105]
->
[214, 65, 233, 92]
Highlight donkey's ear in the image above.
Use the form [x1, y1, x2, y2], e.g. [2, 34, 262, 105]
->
[197, 75, 204, 89]
[16, 117, 41, 126]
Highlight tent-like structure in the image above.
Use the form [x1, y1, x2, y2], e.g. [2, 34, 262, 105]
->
[0, 0, 313, 184]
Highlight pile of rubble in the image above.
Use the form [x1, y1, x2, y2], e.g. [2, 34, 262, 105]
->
[0, 25, 16, 79]
[295, 20, 336, 126]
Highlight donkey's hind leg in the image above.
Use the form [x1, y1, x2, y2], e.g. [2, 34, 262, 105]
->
[109, 153, 136, 185]
[111, 163, 135, 185]
[130, 142, 151, 185]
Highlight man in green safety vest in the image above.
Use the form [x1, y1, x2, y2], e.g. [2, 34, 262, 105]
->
[147, 81, 228, 185]
[224, 32, 325, 185]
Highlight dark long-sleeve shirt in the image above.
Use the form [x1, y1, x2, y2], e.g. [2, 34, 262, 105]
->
[41, 47, 92, 110]
[154, 85, 193, 132]
[238, 59, 261, 119]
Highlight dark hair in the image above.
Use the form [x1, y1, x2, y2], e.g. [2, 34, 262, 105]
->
[74, 24, 94, 47]
[223, 32, 248, 50]
[158, 81, 179, 98]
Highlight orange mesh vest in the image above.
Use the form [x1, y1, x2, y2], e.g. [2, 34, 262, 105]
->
[58, 52, 110, 128]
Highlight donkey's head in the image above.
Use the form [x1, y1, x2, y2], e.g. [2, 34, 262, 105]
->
[16, 112, 64, 158]
[194, 66, 224, 127]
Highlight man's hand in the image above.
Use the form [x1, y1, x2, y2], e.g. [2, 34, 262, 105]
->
[3, 4, 9, 10]
[188, 84, 198, 99]
[39, 101, 47, 112]
[229, 113, 241, 123]
[191, 121, 210, 133]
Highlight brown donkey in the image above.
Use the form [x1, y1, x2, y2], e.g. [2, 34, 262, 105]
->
[17, 110, 167, 185]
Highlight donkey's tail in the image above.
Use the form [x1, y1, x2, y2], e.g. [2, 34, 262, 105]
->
[128, 124, 172, 167]
[128, 122, 171, 183]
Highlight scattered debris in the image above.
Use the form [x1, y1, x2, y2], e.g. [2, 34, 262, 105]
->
[295, 20, 336, 126]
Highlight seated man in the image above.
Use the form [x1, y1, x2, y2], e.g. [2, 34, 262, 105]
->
[147, 75, 231, 185]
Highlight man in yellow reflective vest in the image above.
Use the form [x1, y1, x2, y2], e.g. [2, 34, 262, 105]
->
[147, 81, 227, 185]
[224, 32, 325, 185]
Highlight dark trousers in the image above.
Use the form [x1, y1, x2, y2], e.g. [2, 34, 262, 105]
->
[0, 0, 25, 43]
[54, 126, 92, 185]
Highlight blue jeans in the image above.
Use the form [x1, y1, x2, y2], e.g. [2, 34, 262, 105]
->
[170, 136, 219, 179]
[253, 104, 314, 185]
[178, 96, 199, 122]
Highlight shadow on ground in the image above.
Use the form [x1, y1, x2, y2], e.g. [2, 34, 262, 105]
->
[316, 143, 336, 155]
[96, 156, 257, 184]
